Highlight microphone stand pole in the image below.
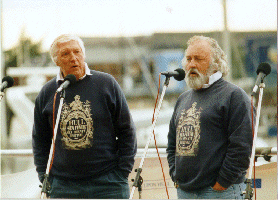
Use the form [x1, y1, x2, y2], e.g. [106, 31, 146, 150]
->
[40, 90, 65, 199]
[130, 76, 171, 199]
[243, 82, 265, 200]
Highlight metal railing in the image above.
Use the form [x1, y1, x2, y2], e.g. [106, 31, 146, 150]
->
[1, 147, 277, 158]
[0, 148, 168, 158]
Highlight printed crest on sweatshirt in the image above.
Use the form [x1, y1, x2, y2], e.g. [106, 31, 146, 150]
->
[60, 95, 94, 150]
[176, 102, 202, 156]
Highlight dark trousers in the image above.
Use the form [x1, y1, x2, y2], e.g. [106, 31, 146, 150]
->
[50, 169, 130, 199]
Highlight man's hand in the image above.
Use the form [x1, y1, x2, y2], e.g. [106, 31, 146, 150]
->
[212, 182, 227, 191]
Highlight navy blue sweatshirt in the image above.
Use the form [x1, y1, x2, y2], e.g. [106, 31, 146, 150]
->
[166, 78, 254, 191]
[32, 70, 137, 182]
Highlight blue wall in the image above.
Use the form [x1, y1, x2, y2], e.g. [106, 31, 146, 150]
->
[246, 36, 277, 89]
[152, 49, 186, 93]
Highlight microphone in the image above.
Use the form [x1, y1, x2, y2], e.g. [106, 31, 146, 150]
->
[161, 68, 185, 81]
[56, 74, 77, 93]
[251, 63, 271, 95]
[1, 76, 14, 92]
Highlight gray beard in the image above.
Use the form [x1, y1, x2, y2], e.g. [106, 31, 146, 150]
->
[185, 74, 208, 90]
[184, 68, 214, 90]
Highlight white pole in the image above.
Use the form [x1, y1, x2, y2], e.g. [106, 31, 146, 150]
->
[41, 94, 64, 199]
[248, 84, 265, 179]
[222, 0, 232, 81]
[130, 83, 168, 199]
[1, 0, 8, 149]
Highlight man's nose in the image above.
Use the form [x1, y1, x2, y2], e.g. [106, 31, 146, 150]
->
[186, 59, 197, 71]
[69, 52, 77, 61]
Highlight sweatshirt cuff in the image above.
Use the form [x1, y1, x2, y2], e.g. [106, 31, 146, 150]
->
[39, 173, 45, 183]
[217, 176, 233, 189]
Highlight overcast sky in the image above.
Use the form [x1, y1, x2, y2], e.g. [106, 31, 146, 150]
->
[1, 0, 277, 51]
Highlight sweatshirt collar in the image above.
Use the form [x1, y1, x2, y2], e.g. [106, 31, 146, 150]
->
[202, 71, 222, 89]
[56, 62, 92, 82]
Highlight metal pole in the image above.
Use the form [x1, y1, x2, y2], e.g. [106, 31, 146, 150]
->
[222, 0, 232, 81]
[0, 3, 6, 190]
[248, 83, 265, 179]
[243, 83, 265, 200]
[41, 91, 65, 199]
[130, 76, 170, 199]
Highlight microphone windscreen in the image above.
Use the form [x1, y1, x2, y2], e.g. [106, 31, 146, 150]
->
[256, 62, 271, 75]
[174, 68, 185, 81]
[64, 74, 77, 84]
[2, 76, 14, 88]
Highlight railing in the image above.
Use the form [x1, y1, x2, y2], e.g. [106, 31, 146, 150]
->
[1, 147, 277, 158]
[1, 149, 34, 157]
[0, 148, 168, 158]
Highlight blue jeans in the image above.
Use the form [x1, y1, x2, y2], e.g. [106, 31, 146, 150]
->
[49, 169, 130, 199]
[177, 182, 246, 199]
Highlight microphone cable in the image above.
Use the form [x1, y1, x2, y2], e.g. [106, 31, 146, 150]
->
[151, 73, 170, 199]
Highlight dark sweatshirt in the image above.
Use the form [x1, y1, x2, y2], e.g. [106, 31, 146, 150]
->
[32, 70, 137, 182]
[166, 78, 254, 191]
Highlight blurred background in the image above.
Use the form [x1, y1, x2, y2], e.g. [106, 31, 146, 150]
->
[0, 0, 277, 198]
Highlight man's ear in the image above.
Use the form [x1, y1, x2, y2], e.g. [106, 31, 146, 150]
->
[213, 60, 220, 72]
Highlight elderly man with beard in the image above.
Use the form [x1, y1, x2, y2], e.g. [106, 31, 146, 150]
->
[166, 35, 254, 199]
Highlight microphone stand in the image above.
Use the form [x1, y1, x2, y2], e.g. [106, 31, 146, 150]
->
[243, 82, 265, 200]
[40, 90, 65, 199]
[130, 76, 171, 199]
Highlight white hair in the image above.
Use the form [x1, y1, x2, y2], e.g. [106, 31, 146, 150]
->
[182, 35, 229, 77]
[50, 34, 86, 63]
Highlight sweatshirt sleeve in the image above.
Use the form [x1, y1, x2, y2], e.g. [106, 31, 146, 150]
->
[217, 88, 254, 188]
[32, 88, 53, 183]
[112, 78, 137, 177]
[166, 112, 177, 182]
[166, 97, 182, 183]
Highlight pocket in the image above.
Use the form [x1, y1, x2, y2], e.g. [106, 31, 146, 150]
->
[112, 169, 128, 182]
